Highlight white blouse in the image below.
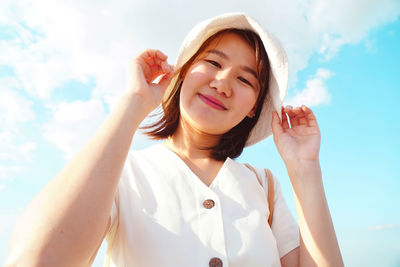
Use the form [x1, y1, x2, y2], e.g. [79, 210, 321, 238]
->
[104, 144, 299, 267]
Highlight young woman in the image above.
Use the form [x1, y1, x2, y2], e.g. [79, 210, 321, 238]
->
[5, 13, 343, 267]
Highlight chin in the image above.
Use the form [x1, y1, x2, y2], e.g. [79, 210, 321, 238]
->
[181, 114, 228, 136]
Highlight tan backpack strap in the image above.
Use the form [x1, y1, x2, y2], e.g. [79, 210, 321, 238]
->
[264, 168, 274, 227]
[244, 163, 274, 227]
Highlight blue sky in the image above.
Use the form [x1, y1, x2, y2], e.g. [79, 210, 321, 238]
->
[242, 20, 400, 266]
[1, 1, 399, 266]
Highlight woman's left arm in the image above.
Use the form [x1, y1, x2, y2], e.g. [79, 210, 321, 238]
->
[271, 105, 344, 267]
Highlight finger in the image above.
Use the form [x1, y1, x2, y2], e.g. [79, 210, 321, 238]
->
[271, 111, 284, 136]
[135, 56, 153, 83]
[139, 49, 167, 68]
[291, 115, 300, 127]
[137, 50, 154, 65]
[299, 115, 308, 125]
[298, 107, 308, 125]
[158, 73, 173, 91]
[283, 105, 294, 127]
[137, 49, 171, 82]
[291, 106, 303, 114]
[145, 50, 162, 71]
[281, 106, 290, 129]
[161, 61, 174, 75]
[155, 50, 168, 60]
[146, 53, 164, 70]
[141, 49, 168, 61]
[302, 105, 319, 127]
[285, 106, 300, 127]
[294, 106, 308, 126]
[138, 57, 164, 83]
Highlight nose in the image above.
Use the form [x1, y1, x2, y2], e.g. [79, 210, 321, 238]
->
[209, 69, 232, 97]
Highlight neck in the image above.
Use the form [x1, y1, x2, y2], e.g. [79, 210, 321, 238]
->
[164, 117, 222, 161]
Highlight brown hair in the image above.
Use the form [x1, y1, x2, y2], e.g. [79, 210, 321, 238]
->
[141, 28, 270, 161]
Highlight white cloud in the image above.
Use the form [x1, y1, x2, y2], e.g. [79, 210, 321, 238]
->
[284, 68, 333, 107]
[1, 0, 398, 101]
[42, 99, 107, 160]
[0, 132, 37, 162]
[0, 0, 142, 100]
[318, 34, 347, 61]
[0, 0, 399, 157]
[0, 85, 37, 179]
[368, 224, 400, 231]
[0, 166, 22, 180]
[0, 75, 22, 90]
[0, 85, 35, 127]
[18, 141, 37, 157]
[308, 0, 400, 59]
[0, 210, 23, 237]
[0, 130, 37, 179]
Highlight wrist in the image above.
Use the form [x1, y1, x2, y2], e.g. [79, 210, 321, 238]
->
[286, 160, 322, 187]
[123, 91, 156, 119]
[286, 159, 320, 175]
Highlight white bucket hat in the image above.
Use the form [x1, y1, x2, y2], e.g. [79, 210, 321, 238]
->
[167, 12, 288, 147]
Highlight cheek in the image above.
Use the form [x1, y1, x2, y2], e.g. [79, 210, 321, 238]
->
[184, 65, 210, 84]
[180, 65, 210, 98]
[236, 90, 258, 112]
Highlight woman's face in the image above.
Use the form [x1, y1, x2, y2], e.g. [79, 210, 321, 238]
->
[179, 33, 260, 136]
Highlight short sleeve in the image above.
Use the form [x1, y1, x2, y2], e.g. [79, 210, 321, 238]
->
[109, 191, 118, 227]
[104, 154, 131, 267]
[106, 187, 120, 244]
[105, 153, 129, 244]
[259, 169, 300, 258]
[270, 173, 300, 257]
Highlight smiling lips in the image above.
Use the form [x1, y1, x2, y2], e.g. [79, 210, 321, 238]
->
[198, 94, 227, 110]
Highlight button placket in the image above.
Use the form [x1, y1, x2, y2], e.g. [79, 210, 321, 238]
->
[197, 191, 228, 266]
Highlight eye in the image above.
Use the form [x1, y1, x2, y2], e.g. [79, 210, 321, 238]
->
[238, 76, 253, 87]
[205, 60, 221, 68]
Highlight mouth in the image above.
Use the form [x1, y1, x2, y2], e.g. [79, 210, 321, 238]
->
[198, 94, 227, 110]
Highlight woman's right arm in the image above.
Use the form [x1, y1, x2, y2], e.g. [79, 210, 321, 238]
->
[4, 49, 174, 267]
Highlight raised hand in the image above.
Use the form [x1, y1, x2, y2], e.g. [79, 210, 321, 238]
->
[126, 49, 175, 114]
[271, 105, 321, 169]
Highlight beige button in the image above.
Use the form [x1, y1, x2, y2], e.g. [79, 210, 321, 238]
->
[209, 257, 223, 267]
[203, 199, 215, 209]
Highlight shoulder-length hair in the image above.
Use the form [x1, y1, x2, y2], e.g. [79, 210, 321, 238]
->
[141, 28, 270, 161]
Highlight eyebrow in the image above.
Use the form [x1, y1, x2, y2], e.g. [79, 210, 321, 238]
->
[205, 49, 258, 80]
